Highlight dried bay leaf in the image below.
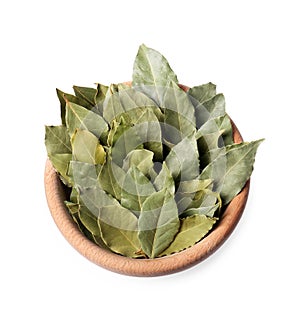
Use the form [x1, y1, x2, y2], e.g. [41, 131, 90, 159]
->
[180, 204, 220, 218]
[121, 166, 156, 213]
[94, 83, 109, 114]
[193, 94, 226, 128]
[45, 125, 72, 184]
[73, 85, 97, 106]
[199, 114, 233, 146]
[78, 203, 101, 236]
[69, 161, 103, 189]
[103, 87, 162, 125]
[153, 162, 175, 194]
[45, 125, 71, 155]
[138, 189, 180, 258]
[79, 186, 141, 257]
[122, 149, 154, 176]
[71, 129, 106, 165]
[98, 153, 125, 200]
[176, 179, 219, 215]
[66, 101, 108, 144]
[188, 83, 217, 105]
[108, 118, 143, 167]
[200, 139, 264, 204]
[132, 44, 178, 105]
[132, 110, 164, 161]
[165, 135, 199, 181]
[56, 89, 93, 125]
[162, 81, 196, 144]
[196, 130, 225, 169]
[159, 215, 217, 256]
[48, 153, 72, 185]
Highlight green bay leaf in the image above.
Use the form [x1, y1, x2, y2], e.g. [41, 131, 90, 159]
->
[159, 214, 217, 256]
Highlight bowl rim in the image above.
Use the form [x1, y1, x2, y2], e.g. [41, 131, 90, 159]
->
[44, 85, 250, 277]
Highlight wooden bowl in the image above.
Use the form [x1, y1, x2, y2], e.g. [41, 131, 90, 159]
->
[44, 86, 250, 277]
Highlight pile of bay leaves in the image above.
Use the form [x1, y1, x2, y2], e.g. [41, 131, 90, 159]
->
[45, 44, 262, 258]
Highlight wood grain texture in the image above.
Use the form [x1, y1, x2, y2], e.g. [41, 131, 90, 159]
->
[44, 84, 250, 277]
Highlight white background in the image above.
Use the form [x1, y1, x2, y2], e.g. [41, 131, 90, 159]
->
[1, 0, 299, 314]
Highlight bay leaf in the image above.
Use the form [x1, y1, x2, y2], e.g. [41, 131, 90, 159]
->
[180, 204, 220, 218]
[73, 85, 97, 106]
[188, 82, 217, 105]
[71, 129, 106, 164]
[196, 130, 225, 168]
[78, 203, 101, 236]
[176, 180, 218, 214]
[48, 153, 72, 185]
[103, 87, 161, 125]
[138, 189, 180, 258]
[132, 44, 178, 104]
[69, 187, 79, 203]
[193, 93, 226, 128]
[132, 109, 163, 161]
[200, 139, 264, 204]
[177, 179, 212, 194]
[153, 162, 175, 194]
[122, 149, 154, 176]
[69, 161, 103, 189]
[66, 101, 108, 144]
[98, 152, 125, 200]
[107, 116, 130, 147]
[92, 234, 112, 251]
[121, 166, 156, 213]
[196, 115, 234, 169]
[159, 215, 217, 256]
[199, 114, 233, 146]
[45, 125, 71, 155]
[79, 186, 141, 257]
[94, 83, 109, 114]
[165, 135, 199, 181]
[132, 44, 178, 87]
[56, 89, 93, 124]
[109, 118, 143, 167]
[64, 200, 79, 215]
[64, 201, 98, 245]
[162, 81, 196, 144]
